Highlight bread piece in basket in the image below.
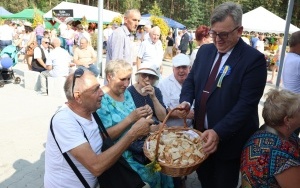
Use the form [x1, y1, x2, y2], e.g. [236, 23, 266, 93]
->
[143, 108, 208, 177]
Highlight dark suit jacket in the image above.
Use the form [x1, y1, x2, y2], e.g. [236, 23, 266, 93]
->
[180, 38, 267, 160]
[178, 32, 189, 51]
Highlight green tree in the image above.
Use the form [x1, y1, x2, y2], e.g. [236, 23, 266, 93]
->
[149, 1, 162, 16]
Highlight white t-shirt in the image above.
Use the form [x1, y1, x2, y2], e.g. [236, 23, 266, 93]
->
[44, 105, 102, 188]
[256, 40, 264, 53]
[137, 38, 163, 68]
[157, 74, 193, 127]
[282, 52, 300, 94]
[46, 47, 71, 77]
[0, 24, 14, 40]
[33, 46, 50, 60]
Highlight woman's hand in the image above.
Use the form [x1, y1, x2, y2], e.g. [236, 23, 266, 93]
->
[131, 117, 153, 138]
[142, 85, 156, 99]
[130, 105, 153, 122]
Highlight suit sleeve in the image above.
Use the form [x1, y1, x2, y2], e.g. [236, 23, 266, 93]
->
[214, 53, 267, 141]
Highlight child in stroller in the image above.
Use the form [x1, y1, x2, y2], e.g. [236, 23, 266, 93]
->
[0, 45, 21, 88]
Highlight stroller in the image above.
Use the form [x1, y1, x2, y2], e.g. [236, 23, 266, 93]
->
[0, 45, 21, 88]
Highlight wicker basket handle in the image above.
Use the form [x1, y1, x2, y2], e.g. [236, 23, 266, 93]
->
[154, 107, 189, 159]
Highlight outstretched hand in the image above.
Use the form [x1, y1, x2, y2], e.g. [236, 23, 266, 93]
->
[201, 129, 219, 155]
[130, 105, 153, 122]
[131, 117, 153, 139]
[175, 101, 191, 118]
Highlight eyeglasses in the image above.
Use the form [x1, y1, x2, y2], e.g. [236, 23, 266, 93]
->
[44, 41, 50, 44]
[140, 73, 156, 80]
[209, 26, 240, 39]
[72, 68, 84, 96]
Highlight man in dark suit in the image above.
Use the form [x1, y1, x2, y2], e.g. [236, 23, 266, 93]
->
[178, 28, 189, 54]
[179, 2, 267, 188]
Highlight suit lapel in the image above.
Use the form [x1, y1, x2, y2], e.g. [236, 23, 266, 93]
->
[210, 38, 245, 93]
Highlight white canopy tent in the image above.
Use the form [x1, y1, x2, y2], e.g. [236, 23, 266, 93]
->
[242, 6, 300, 34]
[44, 2, 121, 23]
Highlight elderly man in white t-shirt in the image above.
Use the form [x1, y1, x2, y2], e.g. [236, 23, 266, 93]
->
[157, 53, 194, 127]
[137, 26, 163, 73]
[38, 37, 71, 96]
[44, 70, 152, 188]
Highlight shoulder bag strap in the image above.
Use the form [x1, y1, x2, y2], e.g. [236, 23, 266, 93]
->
[92, 112, 109, 138]
[50, 115, 91, 188]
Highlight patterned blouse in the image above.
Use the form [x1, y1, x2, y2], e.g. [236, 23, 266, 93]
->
[240, 128, 300, 187]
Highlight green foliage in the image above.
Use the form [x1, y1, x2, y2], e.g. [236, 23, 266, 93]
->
[32, 8, 44, 28]
[90, 32, 98, 50]
[150, 16, 169, 49]
[149, 1, 162, 16]
[1, 0, 300, 30]
[150, 16, 169, 36]
[81, 16, 89, 29]
[111, 15, 122, 26]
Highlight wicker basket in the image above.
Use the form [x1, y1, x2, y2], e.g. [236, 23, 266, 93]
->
[143, 108, 208, 177]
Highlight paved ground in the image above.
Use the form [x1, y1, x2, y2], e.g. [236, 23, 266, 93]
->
[0, 59, 277, 188]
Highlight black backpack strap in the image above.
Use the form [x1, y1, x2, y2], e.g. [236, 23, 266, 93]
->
[50, 115, 91, 188]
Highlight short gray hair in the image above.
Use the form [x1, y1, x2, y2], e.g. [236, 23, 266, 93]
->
[105, 59, 132, 80]
[124, 9, 140, 18]
[262, 89, 300, 127]
[210, 2, 243, 26]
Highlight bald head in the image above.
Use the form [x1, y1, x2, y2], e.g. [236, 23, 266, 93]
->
[52, 37, 61, 48]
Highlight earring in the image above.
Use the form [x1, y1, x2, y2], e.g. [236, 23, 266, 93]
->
[286, 124, 291, 130]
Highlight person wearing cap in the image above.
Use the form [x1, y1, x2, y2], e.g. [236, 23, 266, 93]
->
[136, 26, 164, 72]
[128, 62, 166, 122]
[177, 27, 189, 54]
[158, 53, 194, 127]
[97, 59, 173, 188]
[106, 9, 141, 65]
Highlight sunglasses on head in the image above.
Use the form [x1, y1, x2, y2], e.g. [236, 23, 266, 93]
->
[72, 68, 84, 96]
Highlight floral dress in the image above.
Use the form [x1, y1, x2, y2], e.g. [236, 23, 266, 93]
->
[96, 89, 174, 188]
[240, 128, 300, 187]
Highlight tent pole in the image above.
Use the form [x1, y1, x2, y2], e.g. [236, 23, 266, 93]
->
[276, 0, 294, 89]
[97, 0, 104, 78]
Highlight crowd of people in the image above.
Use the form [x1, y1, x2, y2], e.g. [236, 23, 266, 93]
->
[1, 1, 299, 188]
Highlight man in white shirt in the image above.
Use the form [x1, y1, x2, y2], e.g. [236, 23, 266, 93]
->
[157, 53, 194, 127]
[38, 37, 72, 95]
[44, 70, 152, 187]
[137, 26, 163, 72]
[31, 37, 50, 72]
